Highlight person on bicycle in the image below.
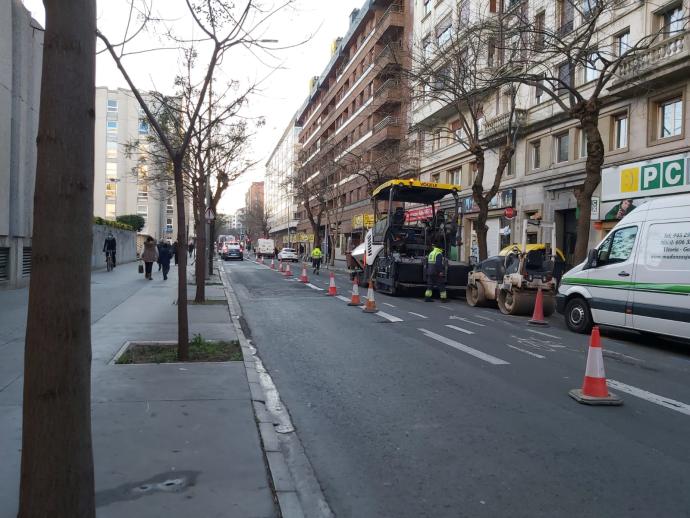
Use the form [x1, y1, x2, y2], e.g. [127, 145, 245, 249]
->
[103, 232, 117, 268]
[311, 246, 323, 275]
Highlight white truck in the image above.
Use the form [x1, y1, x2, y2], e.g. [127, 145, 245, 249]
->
[556, 193, 690, 340]
[256, 238, 276, 259]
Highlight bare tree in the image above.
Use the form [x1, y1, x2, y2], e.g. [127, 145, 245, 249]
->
[499, 0, 685, 262]
[97, 0, 293, 359]
[20, 0, 97, 515]
[244, 202, 272, 240]
[409, 9, 522, 261]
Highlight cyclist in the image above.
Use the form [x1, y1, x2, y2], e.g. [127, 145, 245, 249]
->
[103, 232, 117, 270]
[311, 246, 323, 275]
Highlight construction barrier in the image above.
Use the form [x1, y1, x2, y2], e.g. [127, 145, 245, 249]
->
[569, 326, 623, 406]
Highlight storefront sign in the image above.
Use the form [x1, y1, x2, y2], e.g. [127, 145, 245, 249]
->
[460, 189, 515, 214]
[601, 153, 690, 202]
[363, 214, 374, 228]
[405, 205, 434, 222]
[352, 214, 374, 229]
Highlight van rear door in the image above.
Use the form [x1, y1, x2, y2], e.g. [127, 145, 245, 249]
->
[631, 218, 690, 338]
[587, 225, 640, 327]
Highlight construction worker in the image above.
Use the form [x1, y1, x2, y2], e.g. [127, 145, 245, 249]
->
[425, 241, 448, 302]
[311, 246, 323, 275]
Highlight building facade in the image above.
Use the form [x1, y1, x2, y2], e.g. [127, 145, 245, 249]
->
[413, 0, 690, 268]
[265, 115, 301, 246]
[94, 87, 191, 241]
[293, 0, 415, 260]
[0, 0, 42, 289]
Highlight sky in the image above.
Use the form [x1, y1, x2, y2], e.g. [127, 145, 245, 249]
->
[20, 0, 364, 214]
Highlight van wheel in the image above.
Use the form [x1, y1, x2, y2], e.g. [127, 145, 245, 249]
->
[565, 297, 593, 334]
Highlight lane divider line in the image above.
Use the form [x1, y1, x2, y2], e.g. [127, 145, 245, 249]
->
[376, 311, 403, 323]
[408, 312, 428, 319]
[475, 315, 493, 321]
[445, 324, 475, 335]
[507, 344, 546, 359]
[449, 316, 486, 327]
[438, 305, 454, 311]
[526, 329, 561, 340]
[607, 379, 690, 416]
[382, 302, 396, 308]
[305, 283, 324, 291]
[419, 328, 509, 365]
[335, 295, 351, 303]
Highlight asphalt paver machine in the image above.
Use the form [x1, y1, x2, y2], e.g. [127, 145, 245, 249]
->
[349, 179, 471, 296]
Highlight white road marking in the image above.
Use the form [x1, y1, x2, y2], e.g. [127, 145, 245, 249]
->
[382, 302, 396, 308]
[445, 324, 475, 335]
[507, 344, 546, 359]
[305, 283, 324, 291]
[526, 329, 561, 340]
[419, 329, 509, 365]
[475, 314, 493, 321]
[449, 315, 486, 327]
[438, 305, 454, 311]
[336, 295, 351, 303]
[607, 380, 690, 416]
[376, 311, 403, 323]
[408, 312, 428, 319]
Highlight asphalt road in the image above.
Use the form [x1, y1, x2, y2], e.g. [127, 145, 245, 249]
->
[223, 256, 690, 518]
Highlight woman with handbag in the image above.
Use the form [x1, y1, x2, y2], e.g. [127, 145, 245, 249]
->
[140, 236, 159, 280]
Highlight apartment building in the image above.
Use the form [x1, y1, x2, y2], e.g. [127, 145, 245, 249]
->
[413, 0, 690, 267]
[94, 87, 189, 241]
[0, 0, 42, 289]
[294, 0, 415, 259]
[265, 116, 301, 246]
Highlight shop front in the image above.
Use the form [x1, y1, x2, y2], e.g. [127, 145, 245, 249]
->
[596, 152, 690, 240]
[460, 189, 515, 263]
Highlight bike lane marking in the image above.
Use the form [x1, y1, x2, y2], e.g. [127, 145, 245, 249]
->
[419, 329, 510, 365]
[607, 380, 690, 417]
[376, 311, 403, 323]
[445, 324, 475, 335]
[506, 344, 546, 359]
[408, 312, 428, 319]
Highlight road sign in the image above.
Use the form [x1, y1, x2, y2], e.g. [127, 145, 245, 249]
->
[503, 207, 516, 219]
[205, 208, 216, 221]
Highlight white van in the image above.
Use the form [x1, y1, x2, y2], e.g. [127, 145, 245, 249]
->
[256, 238, 275, 259]
[556, 194, 690, 339]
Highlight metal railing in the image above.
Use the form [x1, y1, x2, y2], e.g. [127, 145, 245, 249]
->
[377, 3, 403, 30]
[375, 42, 402, 65]
[373, 116, 400, 133]
[481, 109, 527, 139]
[374, 78, 400, 98]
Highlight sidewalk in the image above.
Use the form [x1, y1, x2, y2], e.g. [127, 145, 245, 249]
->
[0, 263, 278, 517]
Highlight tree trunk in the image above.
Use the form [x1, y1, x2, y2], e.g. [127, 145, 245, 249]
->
[19, 1, 97, 515]
[474, 203, 489, 262]
[194, 179, 206, 303]
[174, 161, 190, 360]
[572, 102, 604, 264]
[208, 217, 215, 275]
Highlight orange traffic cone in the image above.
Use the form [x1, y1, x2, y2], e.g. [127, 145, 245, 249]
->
[569, 326, 622, 406]
[283, 263, 293, 277]
[327, 271, 337, 296]
[299, 266, 309, 283]
[270, 258, 275, 270]
[528, 287, 548, 326]
[259, 256, 264, 264]
[348, 277, 361, 306]
[279, 260, 284, 273]
[362, 280, 378, 313]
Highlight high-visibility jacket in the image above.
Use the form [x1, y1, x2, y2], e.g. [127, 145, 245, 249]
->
[427, 247, 444, 275]
[311, 247, 323, 259]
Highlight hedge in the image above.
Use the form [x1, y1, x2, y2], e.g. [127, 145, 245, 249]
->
[93, 217, 134, 231]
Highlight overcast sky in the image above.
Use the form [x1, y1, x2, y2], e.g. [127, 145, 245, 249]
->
[21, 0, 364, 214]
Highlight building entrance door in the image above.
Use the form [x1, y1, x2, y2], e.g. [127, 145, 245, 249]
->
[556, 209, 577, 268]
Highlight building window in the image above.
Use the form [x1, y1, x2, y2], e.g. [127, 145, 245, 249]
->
[557, 62, 573, 95]
[662, 5, 683, 38]
[616, 30, 630, 56]
[557, 0, 574, 35]
[105, 182, 117, 198]
[534, 11, 545, 50]
[449, 167, 461, 185]
[535, 79, 544, 104]
[107, 120, 118, 133]
[423, 0, 431, 17]
[658, 97, 683, 139]
[531, 140, 541, 169]
[107, 99, 118, 113]
[105, 202, 116, 220]
[579, 129, 588, 158]
[139, 119, 149, 135]
[505, 153, 517, 177]
[436, 15, 452, 46]
[105, 162, 117, 180]
[137, 204, 148, 218]
[106, 141, 117, 159]
[430, 172, 440, 183]
[613, 113, 628, 149]
[580, 0, 594, 20]
[555, 132, 569, 163]
[584, 52, 601, 83]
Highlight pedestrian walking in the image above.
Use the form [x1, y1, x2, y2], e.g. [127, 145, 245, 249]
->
[188, 239, 195, 257]
[172, 241, 179, 266]
[311, 246, 323, 275]
[159, 241, 173, 280]
[141, 236, 159, 280]
[425, 241, 448, 302]
[103, 231, 117, 268]
[157, 240, 164, 271]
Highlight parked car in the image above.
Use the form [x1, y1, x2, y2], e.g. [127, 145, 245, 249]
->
[221, 243, 243, 261]
[556, 193, 690, 339]
[277, 247, 299, 262]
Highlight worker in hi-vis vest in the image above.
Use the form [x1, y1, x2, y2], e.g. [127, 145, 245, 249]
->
[311, 247, 323, 275]
[425, 242, 447, 302]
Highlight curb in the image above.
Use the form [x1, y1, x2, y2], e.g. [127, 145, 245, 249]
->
[217, 261, 311, 518]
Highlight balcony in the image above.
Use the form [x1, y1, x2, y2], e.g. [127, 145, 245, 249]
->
[480, 109, 528, 141]
[369, 116, 402, 147]
[372, 79, 402, 110]
[616, 32, 689, 83]
[375, 42, 402, 68]
[374, 3, 405, 38]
